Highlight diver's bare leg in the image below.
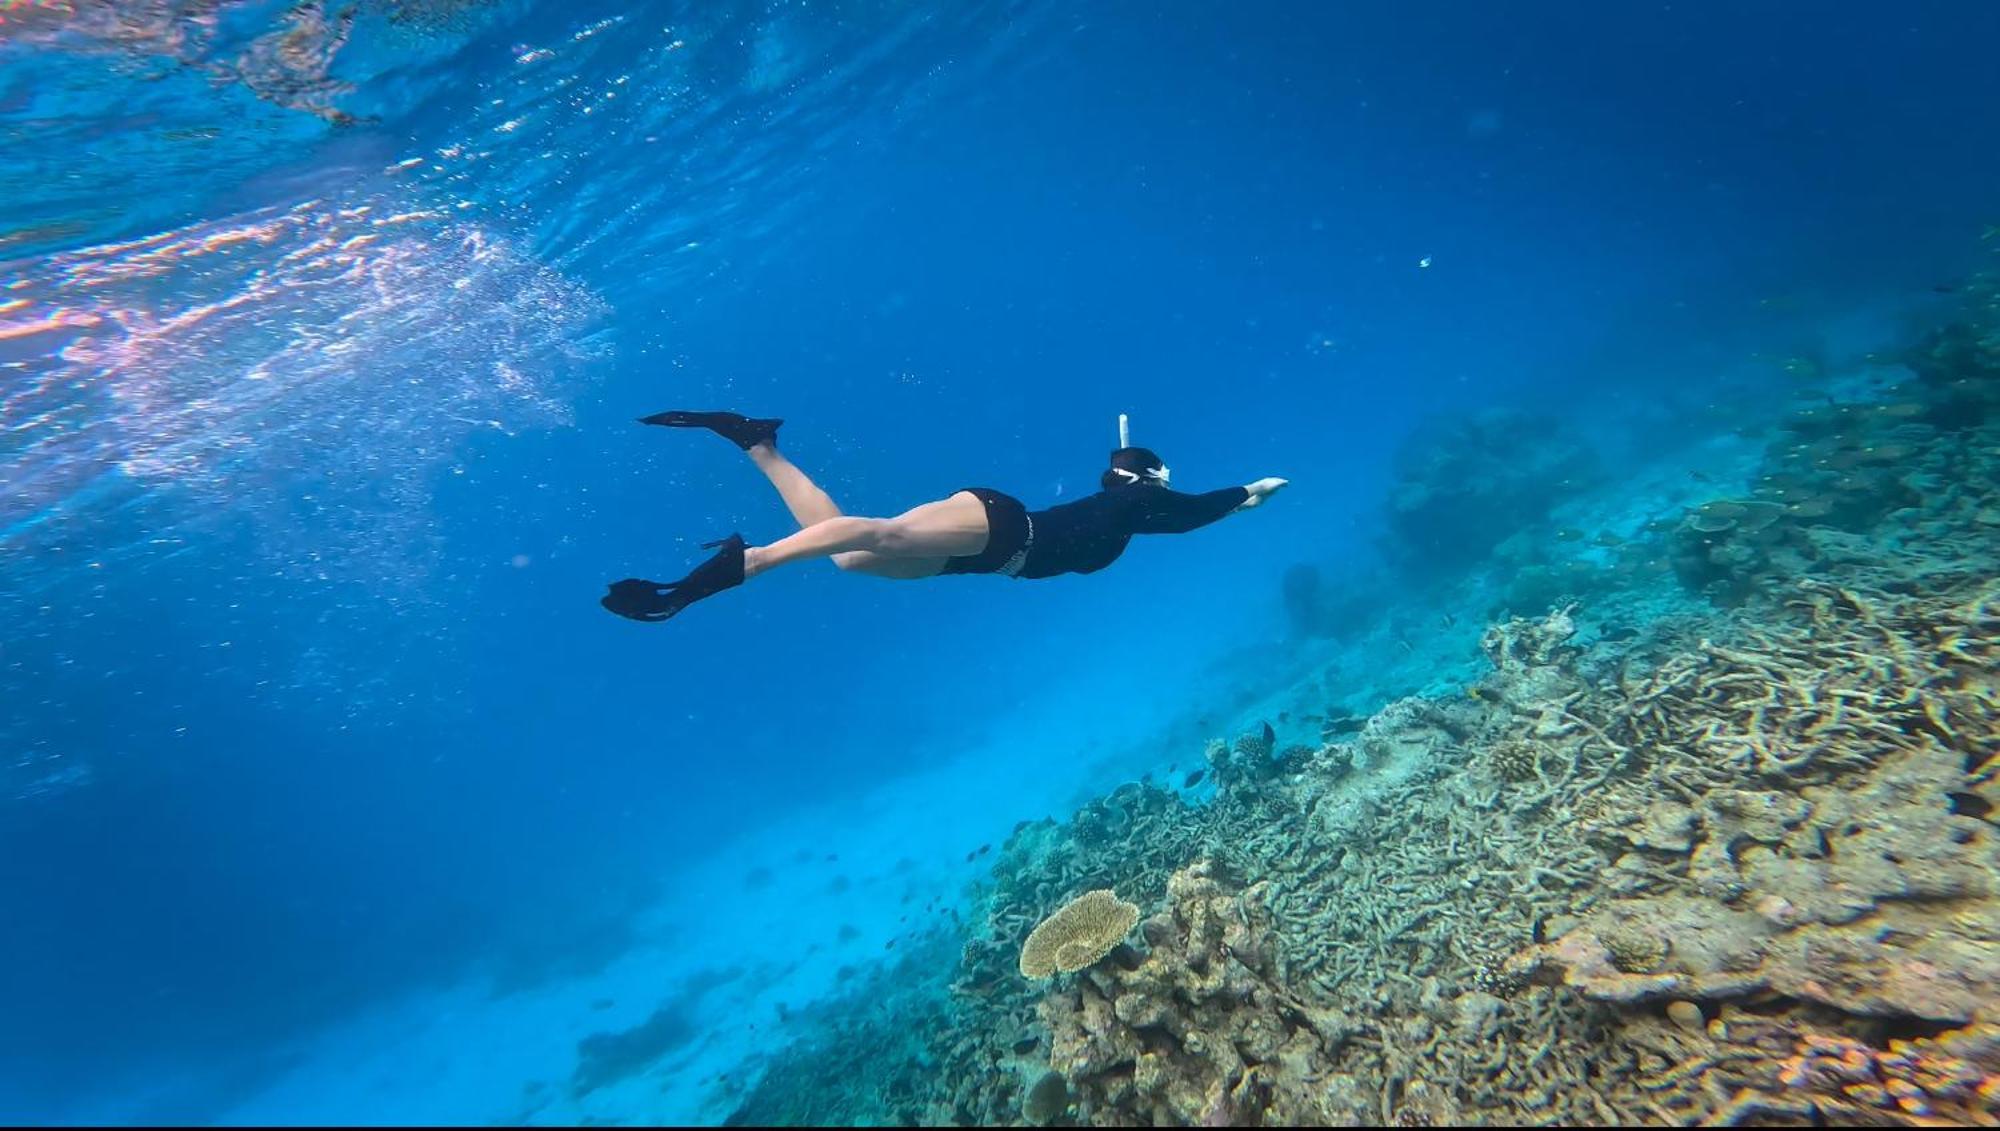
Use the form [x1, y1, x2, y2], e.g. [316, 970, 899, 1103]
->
[743, 492, 988, 579]
[744, 443, 955, 578]
[746, 443, 842, 529]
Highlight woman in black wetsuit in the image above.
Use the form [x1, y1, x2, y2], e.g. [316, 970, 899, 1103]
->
[600, 410, 1288, 623]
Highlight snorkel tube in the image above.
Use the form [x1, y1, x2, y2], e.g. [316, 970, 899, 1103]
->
[1107, 414, 1172, 487]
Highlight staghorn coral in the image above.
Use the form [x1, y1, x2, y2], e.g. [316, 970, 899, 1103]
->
[1019, 890, 1142, 980]
[1506, 583, 2000, 1027]
[1712, 1022, 2000, 1126]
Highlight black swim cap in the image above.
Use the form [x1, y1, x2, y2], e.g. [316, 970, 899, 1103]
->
[1102, 446, 1167, 489]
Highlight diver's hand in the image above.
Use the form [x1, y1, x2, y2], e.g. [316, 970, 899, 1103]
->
[1239, 477, 1288, 509]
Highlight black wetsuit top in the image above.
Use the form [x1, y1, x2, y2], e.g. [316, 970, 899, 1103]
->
[1018, 485, 1249, 579]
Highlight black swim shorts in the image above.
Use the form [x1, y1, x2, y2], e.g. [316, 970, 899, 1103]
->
[939, 487, 1033, 576]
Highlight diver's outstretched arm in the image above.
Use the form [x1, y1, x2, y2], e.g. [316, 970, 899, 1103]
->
[1235, 477, 1289, 509]
[1127, 477, 1287, 534]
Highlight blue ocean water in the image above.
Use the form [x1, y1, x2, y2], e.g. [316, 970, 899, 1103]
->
[3, 1, 1998, 1124]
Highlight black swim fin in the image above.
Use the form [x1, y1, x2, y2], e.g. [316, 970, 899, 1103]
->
[601, 534, 748, 623]
[637, 410, 782, 451]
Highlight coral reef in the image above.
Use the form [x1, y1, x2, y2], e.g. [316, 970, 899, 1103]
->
[718, 272, 2000, 1128]
[1380, 407, 1603, 580]
[1040, 860, 1355, 1126]
[1507, 668, 2000, 1023]
[1019, 890, 1142, 980]
[1716, 1022, 2000, 1125]
[1205, 722, 1299, 791]
[719, 929, 966, 1127]
[571, 983, 707, 1098]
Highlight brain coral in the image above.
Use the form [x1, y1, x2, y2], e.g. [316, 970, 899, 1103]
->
[1019, 889, 1140, 980]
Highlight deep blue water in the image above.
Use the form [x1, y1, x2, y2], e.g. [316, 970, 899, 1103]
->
[4, 0, 1998, 1122]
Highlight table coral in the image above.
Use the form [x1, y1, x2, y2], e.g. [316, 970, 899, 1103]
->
[1019, 890, 1142, 980]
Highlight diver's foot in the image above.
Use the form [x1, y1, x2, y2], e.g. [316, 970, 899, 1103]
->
[638, 410, 782, 451]
[600, 534, 748, 623]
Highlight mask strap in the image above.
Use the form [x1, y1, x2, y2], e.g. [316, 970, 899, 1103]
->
[1109, 465, 1170, 486]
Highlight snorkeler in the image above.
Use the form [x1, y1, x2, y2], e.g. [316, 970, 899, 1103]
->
[599, 410, 1288, 623]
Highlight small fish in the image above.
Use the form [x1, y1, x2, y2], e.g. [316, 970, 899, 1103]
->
[1396, 637, 1415, 655]
[1440, 612, 1457, 629]
[1418, 255, 1433, 268]
[1689, 470, 1714, 483]
[1278, 710, 1291, 723]
[977, 843, 991, 855]
[964, 849, 976, 862]
[1553, 527, 1584, 542]
[1261, 721, 1275, 747]
[1183, 768, 1207, 788]
[885, 939, 896, 950]
[1012, 1036, 1040, 1055]
[1932, 282, 1959, 294]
